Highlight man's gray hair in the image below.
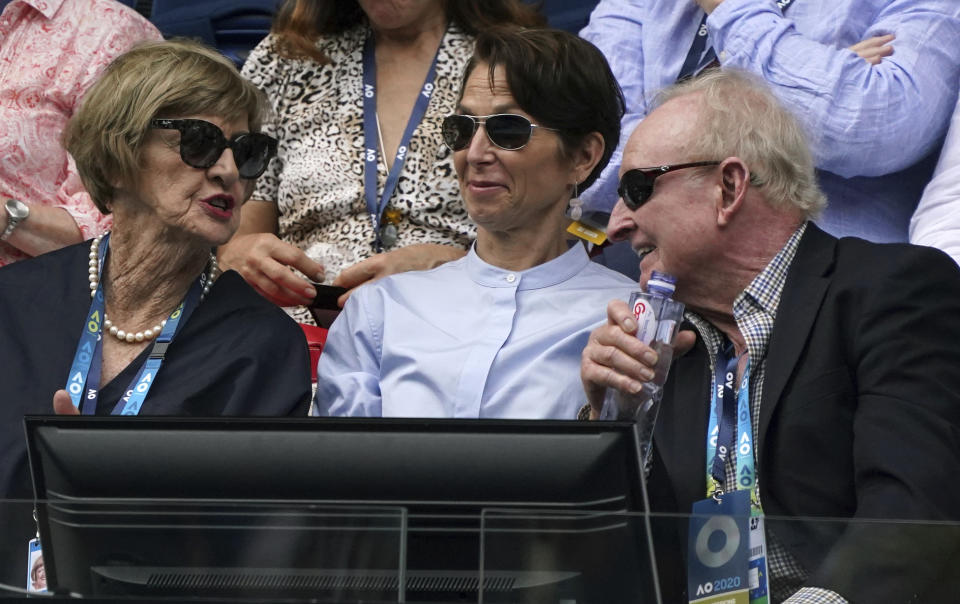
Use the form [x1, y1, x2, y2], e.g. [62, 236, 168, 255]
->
[654, 69, 826, 218]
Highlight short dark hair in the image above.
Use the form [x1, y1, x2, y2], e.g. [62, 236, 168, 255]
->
[272, 0, 545, 63]
[462, 27, 624, 192]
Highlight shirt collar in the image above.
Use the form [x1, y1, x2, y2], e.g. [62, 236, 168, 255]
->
[16, 0, 63, 19]
[687, 222, 808, 359]
[736, 222, 807, 320]
[465, 242, 591, 290]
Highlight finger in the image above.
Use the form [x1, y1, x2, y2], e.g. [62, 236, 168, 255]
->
[592, 321, 655, 364]
[240, 256, 315, 306]
[857, 45, 894, 60]
[582, 354, 647, 398]
[673, 329, 698, 357]
[254, 240, 325, 285]
[606, 299, 638, 333]
[333, 256, 381, 289]
[849, 35, 895, 63]
[53, 389, 79, 415]
[869, 45, 894, 58]
[220, 234, 320, 302]
[285, 252, 326, 284]
[848, 33, 895, 52]
[587, 331, 658, 381]
[336, 288, 353, 309]
[255, 260, 317, 305]
[249, 279, 311, 308]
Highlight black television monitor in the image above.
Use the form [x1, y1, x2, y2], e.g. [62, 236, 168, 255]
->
[26, 416, 660, 602]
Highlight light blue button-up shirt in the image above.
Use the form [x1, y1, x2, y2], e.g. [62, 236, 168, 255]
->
[314, 243, 638, 419]
[581, 0, 960, 242]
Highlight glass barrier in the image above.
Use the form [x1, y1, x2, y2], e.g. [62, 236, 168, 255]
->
[479, 508, 658, 603]
[479, 509, 960, 604]
[2, 501, 959, 603]
[1, 499, 407, 602]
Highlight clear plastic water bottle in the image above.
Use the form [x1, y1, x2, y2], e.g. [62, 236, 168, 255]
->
[606, 271, 685, 465]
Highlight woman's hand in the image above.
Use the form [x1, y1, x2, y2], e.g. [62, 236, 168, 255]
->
[52, 389, 79, 415]
[332, 243, 467, 307]
[218, 232, 326, 307]
[581, 299, 696, 419]
[849, 34, 895, 65]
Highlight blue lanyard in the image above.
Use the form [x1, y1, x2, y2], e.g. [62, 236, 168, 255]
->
[65, 234, 205, 415]
[677, 0, 796, 82]
[361, 31, 442, 252]
[705, 339, 756, 502]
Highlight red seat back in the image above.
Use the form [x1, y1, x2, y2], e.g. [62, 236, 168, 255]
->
[298, 323, 328, 383]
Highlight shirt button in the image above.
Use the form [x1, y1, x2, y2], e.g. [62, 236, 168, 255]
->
[719, 50, 728, 61]
[505, 274, 516, 283]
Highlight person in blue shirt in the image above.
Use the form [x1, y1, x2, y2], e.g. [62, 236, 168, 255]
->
[314, 27, 638, 419]
[580, 0, 960, 243]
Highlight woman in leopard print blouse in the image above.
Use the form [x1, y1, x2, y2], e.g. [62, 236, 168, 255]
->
[220, 0, 543, 323]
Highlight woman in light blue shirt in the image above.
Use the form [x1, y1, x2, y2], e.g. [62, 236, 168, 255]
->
[315, 27, 638, 419]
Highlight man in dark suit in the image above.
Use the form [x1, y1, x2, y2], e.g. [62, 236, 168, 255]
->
[581, 68, 960, 603]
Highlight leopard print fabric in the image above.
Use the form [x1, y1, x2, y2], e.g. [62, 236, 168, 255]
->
[242, 23, 477, 322]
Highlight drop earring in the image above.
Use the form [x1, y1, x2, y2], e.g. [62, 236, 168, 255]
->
[567, 182, 583, 221]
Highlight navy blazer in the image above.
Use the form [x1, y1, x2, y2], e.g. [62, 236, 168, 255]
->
[650, 223, 960, 602]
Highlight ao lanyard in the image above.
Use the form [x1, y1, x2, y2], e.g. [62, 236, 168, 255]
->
[65, 234, 205, 416]
[705, 339, 757, 501]
[361, 31, 442, 252]
[677, 0, 796, 82]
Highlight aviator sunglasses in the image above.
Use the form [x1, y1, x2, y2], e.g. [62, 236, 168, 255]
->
[617, 161, 720, 210]
[441, 113, 558, 151]
[150, 118, 278, 179]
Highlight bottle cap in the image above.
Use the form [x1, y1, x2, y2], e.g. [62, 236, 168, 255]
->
[646, 271, 677, 297]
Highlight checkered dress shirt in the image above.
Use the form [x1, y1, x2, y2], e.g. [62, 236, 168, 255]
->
[685, 224, 846, 604]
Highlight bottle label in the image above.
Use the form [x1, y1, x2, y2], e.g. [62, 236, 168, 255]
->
[633, 295, 660, 345]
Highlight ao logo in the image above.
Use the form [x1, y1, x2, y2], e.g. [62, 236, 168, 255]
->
[396, 145, 407, 160]
[366, 148, 376, 162]
[699, 23, 708, 37]
[364, 84, 374, 98]
[422, 82, 434, 98]
[694, 515, 741, 568]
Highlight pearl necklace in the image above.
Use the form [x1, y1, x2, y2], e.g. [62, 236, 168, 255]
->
[88, 235, 219, 344]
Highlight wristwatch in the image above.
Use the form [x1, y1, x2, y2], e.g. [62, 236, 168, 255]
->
[1, 198, 29, 241]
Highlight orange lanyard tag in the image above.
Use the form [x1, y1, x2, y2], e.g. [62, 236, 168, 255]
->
[566, 220, 607, 246]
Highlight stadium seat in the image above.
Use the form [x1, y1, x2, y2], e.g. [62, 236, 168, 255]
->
[299, 323, 328, 384]
[151, 0, 279, 67]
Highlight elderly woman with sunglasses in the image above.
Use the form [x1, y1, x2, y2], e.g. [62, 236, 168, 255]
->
[314, 28, 638, 419]
[0, 40, 312, 504]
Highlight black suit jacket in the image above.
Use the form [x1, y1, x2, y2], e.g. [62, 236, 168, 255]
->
[650, 224, 960, 603]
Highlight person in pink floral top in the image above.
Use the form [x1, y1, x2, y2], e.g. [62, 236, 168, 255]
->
[0, 0, 161, 267]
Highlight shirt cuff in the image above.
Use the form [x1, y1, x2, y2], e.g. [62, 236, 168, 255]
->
[784, 586, 849, 604]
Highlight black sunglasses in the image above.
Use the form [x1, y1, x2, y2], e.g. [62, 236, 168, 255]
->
[441, 113, 558, 151]
[150, 118, 278, 179]
[617, 161, 721, 210]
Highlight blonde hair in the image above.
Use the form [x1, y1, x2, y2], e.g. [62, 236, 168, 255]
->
[63, 39, 266, 213]
[655, 68, 826, 218]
